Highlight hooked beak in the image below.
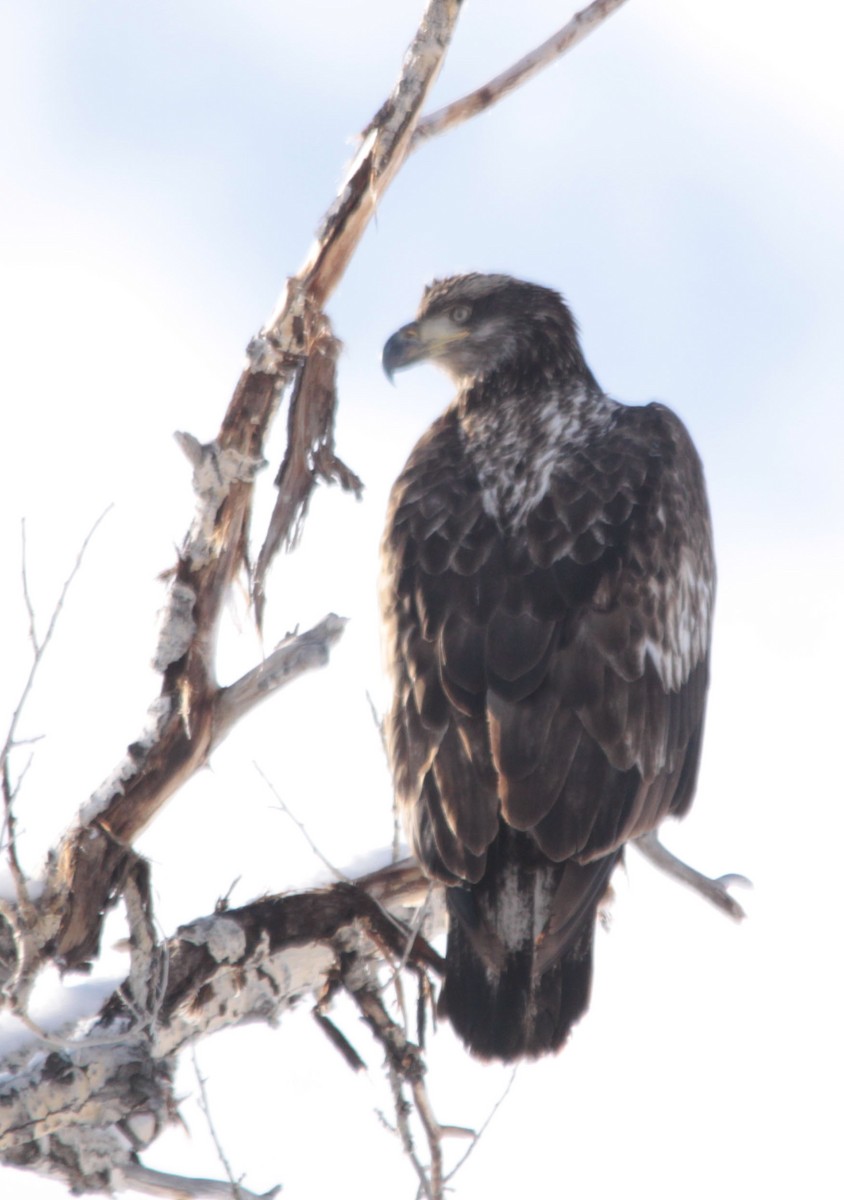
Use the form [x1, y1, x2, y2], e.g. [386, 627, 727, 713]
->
[382, 321, 426, 383]
[382, 316, 471, 383]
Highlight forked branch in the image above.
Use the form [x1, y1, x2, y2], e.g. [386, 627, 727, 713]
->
[413, 0, 631, 145]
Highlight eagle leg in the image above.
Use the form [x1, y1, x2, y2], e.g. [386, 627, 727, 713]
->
[633, 831, 750, 921]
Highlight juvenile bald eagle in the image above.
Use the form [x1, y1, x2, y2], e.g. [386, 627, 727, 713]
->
[380, 274, 714, 1061]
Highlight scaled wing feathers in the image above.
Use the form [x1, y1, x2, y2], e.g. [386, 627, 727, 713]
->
[382, 402, 713, 877]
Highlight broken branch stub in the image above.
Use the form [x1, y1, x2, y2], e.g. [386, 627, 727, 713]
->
[46, 615, 346, 971]
[252, 316, 362, 625]
[249, 1, 462, 609]
[0, 861, 440, 1196]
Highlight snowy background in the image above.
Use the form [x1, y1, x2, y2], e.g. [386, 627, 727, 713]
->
[1, 1, 842, 1196]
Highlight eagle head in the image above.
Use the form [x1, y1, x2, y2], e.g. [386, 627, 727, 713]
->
[382, 272, 586, 385]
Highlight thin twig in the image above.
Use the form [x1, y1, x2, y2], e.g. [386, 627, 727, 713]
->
[398, 886, 435, 976]
[413, 0, 630, 146]
[394, 966, 413, 1043]
[383, 884, 436, 1009]
[254, 761, 352, 883]
[1, 509, 109, 924]
[344, 955, 446, 1199]
[20, 520, 39, 654]
[254, 763, 439, 978]
[1, 759, 31, 913]
[365, 689, 403, 865]
[215, 877, 242, 914]
[192, 1046, 251, 1200]
[365, 690, 388, 761]
[2, 506, 112, 767]
[0, 513, 117, 1013]
[443, 1069, 518, 1185]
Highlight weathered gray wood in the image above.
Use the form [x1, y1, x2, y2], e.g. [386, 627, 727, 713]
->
[0, 861, 439, 1196]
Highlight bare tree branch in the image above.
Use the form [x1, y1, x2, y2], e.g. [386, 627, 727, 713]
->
[253, 761, 352, 884]
[1, 509, 113, 1010]
[633, 831, 750, 920]
[413, 0, 631, 146]
[120, 1162, 280, 1200]
[214, 614, 348, 740]
[2, 509, 112, 772]
[251, 0, 463, 613]
[191, 1045, 258, 1200]
[292, 0, 462, 311]
[0, 838, 742, 1193]
[312, 1002, 368, 1073]
[11, 1, 463, 989]
[343, 961, 442, 1200]
[37, 613, 346, 975]
[19, 520, 39, 656]
[0, 861, 443, 1193]
[443, 1069, 517, 1187]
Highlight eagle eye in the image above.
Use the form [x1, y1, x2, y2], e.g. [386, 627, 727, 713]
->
[451, 304, 471, 325]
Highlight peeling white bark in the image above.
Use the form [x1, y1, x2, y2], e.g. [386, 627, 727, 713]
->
[80, 696, 173, 826]
[413, 0, 632, 145]
[172, 431, 267, 572]
[213, 614, 348, 741]
[0, 862, 439, 1195]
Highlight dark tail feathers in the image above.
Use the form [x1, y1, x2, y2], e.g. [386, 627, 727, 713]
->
[439, 842, 619, 1061]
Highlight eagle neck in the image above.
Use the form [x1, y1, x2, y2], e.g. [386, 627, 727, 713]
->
[455, 371, 616, 530]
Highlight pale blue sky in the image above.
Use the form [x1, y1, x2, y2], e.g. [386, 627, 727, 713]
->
[2, 3, 842, 1197]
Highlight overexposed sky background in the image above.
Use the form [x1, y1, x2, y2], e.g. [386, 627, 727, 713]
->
[1, 1, 843, 1197]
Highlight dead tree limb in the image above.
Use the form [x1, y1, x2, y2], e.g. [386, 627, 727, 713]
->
[413, 0, 632, 145]
[9, 0, 462, 992]
[0, 860, 441, 1196]
[39, 613, 347, 976]
[633, 831, 750, 921]
[119, 1163, 280, 1200]
[0, 834, 744, 1194]
[251, 0, 462, 606]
